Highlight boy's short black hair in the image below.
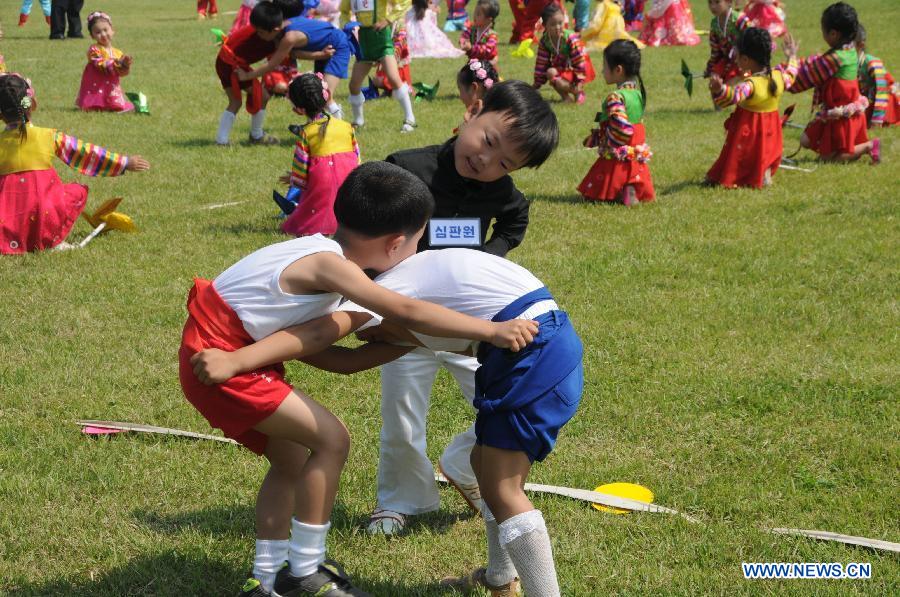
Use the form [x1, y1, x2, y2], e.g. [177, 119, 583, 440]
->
[273, 0, 304, 19]
[334, 162, 435, 237]
[250, 1, 284, 31]
[480, 80, 559, 169]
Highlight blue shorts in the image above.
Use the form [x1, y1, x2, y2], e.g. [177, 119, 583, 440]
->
[474, 304, 584, 463]
[315, 29, 352, 79]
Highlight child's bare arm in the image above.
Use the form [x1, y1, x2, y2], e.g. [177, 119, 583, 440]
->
[190, 310, 373, 384]
[300, 343, 416, 374]
[300, 253, 538, 351]
[239, 31, 307, 80]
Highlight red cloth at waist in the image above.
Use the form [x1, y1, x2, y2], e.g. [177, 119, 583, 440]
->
[183, 278, 252, 350]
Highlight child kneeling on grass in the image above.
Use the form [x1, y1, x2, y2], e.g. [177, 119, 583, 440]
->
[194, 248, 583, 597]
[180, 161, 538, 597]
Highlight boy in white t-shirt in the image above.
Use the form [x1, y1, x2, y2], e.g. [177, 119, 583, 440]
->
[180, 162, 537, 597]
[194, 249, 584, 597]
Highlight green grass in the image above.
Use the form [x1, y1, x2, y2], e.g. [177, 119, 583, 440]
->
[1, 0, 898, 594]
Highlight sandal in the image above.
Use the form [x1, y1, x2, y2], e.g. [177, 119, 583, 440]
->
[440, 567, 520, 596]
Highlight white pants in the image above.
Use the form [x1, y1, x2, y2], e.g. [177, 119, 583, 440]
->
[376, 348, 479, 515]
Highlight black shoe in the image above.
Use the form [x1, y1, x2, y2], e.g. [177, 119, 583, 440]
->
[287, 124, 302, 137]
[68, 33, 84, 38]
[237, 577, 275, 597]
[274, 560, 370, 596]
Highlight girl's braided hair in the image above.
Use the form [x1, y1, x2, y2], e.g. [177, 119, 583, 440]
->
[738, 27, 778, 96]
[0, 74, 33, 142]
[288, 72, 330, 138]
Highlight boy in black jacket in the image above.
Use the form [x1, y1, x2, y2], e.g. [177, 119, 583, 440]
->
[368, 81, 558, 545]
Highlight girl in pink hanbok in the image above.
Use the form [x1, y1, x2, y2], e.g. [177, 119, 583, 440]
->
[75, 12, 134, 112]
[405, 0, 465, 58]
[639, 0, 700, 47]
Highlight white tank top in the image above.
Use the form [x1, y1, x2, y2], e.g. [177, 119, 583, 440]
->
[214, 235, 344, 341]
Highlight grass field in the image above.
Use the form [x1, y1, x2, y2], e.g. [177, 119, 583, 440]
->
[0, 0, 898, 594]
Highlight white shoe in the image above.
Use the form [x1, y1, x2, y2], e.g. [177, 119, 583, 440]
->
[366, 508, 407, 536]
[439, 462, 483, 515]
[400, 120, 416, 133]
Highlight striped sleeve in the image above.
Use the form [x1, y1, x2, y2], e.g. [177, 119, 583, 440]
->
[472, 30, 498, 62]
[88, 45, 118, 74]
[459, 21, 471, 46]
[290, 130, 311, 189]
[568, 34, 589, 85]
[533, 43, 550, 87]
[351, 128, 361, 162]
[866, 58, 889, 125]
[790, 52, 840, 94]
[713, 80, 753, 108]
[777, 57, 799, 91]
[53, 131, 129, 176]
[605, 93, 634, 148]
[705, 25, 724, 76]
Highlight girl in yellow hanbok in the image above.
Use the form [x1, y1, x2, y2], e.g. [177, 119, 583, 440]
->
[581, 0, 644, 52]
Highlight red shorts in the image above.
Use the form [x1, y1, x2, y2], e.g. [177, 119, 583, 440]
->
[178, 278, 293, 454]
[216, 56, 252, 90]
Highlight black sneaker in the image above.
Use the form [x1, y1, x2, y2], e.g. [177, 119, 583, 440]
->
[237, 577, 276, 597]
[274, 560, 370, 596]
[288, 124, 303, 137]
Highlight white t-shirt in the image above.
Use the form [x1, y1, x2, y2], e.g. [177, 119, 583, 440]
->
[214, 235, 344, 341]
[340, 249, 544, 352]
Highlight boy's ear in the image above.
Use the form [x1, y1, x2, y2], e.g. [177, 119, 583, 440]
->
[385, 233, 407, 256]
[463, 99, 483, 123]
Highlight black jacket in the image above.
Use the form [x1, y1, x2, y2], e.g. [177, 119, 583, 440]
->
[385, 139, 530, 257]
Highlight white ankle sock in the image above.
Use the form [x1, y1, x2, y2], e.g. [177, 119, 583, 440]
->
[288, 519, 331, 578]
[392, 84, 415, 123]
[483, 504, 517, 586]
[500, 510, 560, 597]
[250, 109, 266, 139]
[253, 538, 289, 592]
[349, 93, 365, 126]
[327, 100, 343, 120]
[216, 110, 236, 144]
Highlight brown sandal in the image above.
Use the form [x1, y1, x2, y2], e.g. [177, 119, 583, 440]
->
[440, 567, 520, 596]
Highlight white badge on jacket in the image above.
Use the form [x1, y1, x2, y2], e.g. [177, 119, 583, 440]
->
[428, 218, 481, 247]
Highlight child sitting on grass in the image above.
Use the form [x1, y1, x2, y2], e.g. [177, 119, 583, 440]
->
[532, 3, 594, 104]
[0, 73, 149, 254]
[181, 161, 538, 597]
[75, 11, 134, 112]
[789, 2, 879, 163]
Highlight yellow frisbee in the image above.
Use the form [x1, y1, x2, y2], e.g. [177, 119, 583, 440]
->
[591, 482, 654, 514]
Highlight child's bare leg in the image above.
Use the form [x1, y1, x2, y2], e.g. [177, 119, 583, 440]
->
[476, 445, 560, 597]
[216, 87, 242, 145]
[799, 132, 811, 149]
[323, 73, 344, 118]
[381, 55, 416, 128]
[258, 438, 311, 538]
[348, 61, 373, 126]
[253, 389, 351, 525]
[828, 140, 874, 162]
[550, 77, 574, 102]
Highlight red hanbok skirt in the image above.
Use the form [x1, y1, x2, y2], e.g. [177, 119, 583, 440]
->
[706, 107, 782, 188]
[0, 169, 88, 254]
[803, 78, 868, 156]
[577, 123, 654, 202]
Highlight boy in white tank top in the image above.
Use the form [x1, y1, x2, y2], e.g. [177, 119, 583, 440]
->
[179, 162, 538, 597]
[193, 248, 584, 597]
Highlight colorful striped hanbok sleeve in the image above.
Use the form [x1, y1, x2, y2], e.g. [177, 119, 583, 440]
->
[789, 52, 840, 94]
[777, 57, 799, 91]
[568, 34, 589, 85]
[53, 131, 129, 176]
[290, 129, 311, 189]
[533, 43, 551, 87]
[866, 57, 889, 125]
[459, 20, 472, 47]
[605, 93, 634, 148]
[713, 79, 753, 108]
[705, 25, 725, 76]
[481, 31, 499, 62]
[88, 45, 118, 74]
[351, 128, 360, 162]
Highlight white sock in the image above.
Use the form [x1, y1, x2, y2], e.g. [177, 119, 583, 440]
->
[483, 504, 517, 586]
[216, 110, 236, 145]
[250, 109, 266, 139]
[253, 539, 289, 592]
[288, 519, 331, 578]
[392, 83, 415, 123]
[327, 100, 343, 120]
[500, 510, 560, 597]
[349, 93, 365, 126]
